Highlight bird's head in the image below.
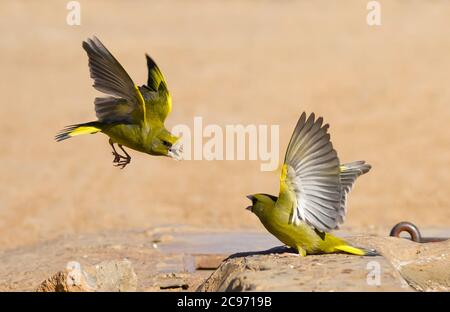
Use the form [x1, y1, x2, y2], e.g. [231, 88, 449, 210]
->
[152, 128, 183, 160]
[246, 193, 277, 218]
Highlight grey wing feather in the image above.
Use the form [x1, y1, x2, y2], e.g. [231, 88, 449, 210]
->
[83, 36, 144, 123]
[83, 37, 136, 99]
[337, 161, 372, 223]
[283, 112, 342, 232]
[94, 97, 132, 123]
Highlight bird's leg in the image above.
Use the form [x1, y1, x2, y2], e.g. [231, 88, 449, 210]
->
[278, 246, 306, 257]
[109, 139, 120, 162]
[109, 138, 122, 162]
[109, 139, 128, 167]
[118, 144, 130, 160]
[113, 144, 131, 169]
[296, 246, 307, 257]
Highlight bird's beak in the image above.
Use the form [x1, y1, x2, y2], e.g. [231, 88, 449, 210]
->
[168, 140, 183, 161]
[246, 195, 254, 212]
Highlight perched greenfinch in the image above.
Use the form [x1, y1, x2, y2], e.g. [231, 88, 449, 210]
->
[247, 112, 375, 256]
[56, 37, 182, 168]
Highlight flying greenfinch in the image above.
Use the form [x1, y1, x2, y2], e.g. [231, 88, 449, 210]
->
[247, 112, 375, 256]
[56, 36, 182, 168]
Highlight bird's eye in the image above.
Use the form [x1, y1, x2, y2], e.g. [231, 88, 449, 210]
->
[162, 141, 171, 148]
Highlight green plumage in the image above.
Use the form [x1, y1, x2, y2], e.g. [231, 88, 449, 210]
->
[56, 37, 182, 168]
[247, 112, 375, 256]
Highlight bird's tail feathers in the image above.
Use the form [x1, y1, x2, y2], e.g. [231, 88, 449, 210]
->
[55, 122, 102, 142]
[334, 245, 378, 256]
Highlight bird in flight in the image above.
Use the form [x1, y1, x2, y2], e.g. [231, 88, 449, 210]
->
[246, 112, 375, 256]
[56, 36, 182, 168]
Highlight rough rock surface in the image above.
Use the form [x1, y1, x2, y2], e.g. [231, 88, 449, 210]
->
[199, 251, 410, 291]
[0, 226, 448, 291]
[36, 260, 137, 292]
[199, 236, 450, 292]
[0, 226, 279, 291]
[347, 236, 450, 291]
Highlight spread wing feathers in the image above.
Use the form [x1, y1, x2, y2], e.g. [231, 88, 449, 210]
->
[283, 112, 342, 232]
[94, 97, 132, 123]
[337, 161, 371, 223]
[145, 54, 172, 122]
[83, 36, 146, 123]
[146, 54, 167, 92]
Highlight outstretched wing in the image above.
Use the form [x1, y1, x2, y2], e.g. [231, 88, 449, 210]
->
[83, 36, 147, 124]
[144, 54, 172, 123]
[337, 161, 371, 223]
[280, 112, 342, 232]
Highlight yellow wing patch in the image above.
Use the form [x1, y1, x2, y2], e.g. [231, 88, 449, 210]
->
[134, 85, 147, 125]
[280, 164, 288, 182]
[167, 93, 172, 115]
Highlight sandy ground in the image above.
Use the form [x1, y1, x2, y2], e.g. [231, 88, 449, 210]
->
[0, 0, 449, 251]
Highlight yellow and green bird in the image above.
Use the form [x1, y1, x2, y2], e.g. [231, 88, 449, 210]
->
[56, 36, 182, 168]
[247, 112, 375, 256]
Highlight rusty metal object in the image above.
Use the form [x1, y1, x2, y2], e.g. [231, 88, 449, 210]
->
[390, 221, 448, 243]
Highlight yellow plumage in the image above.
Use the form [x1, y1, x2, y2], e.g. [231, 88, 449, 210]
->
[56, 37, 182, 168]
[67, 126, 101, 137]
[247, 112, 375, 256]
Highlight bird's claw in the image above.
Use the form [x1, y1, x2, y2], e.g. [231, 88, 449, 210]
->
[113, 158, 130, 169]
[111, 152, 130, 169]
[113, 160, 129, 169]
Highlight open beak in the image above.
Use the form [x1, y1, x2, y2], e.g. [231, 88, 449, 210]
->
[246, 195, 254, 211]
[168, 140, 183, 161]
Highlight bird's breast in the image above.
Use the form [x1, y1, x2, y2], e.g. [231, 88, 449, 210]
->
[104, 124, 151, 153]
[260, 208, 320, 251]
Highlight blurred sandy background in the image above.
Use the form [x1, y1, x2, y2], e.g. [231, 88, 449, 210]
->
[0, 0, 449, 251]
